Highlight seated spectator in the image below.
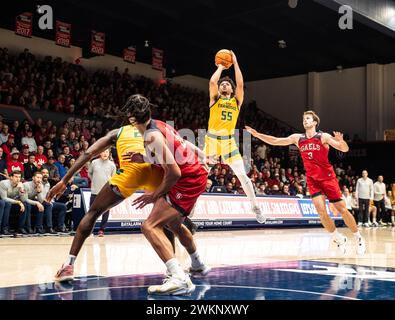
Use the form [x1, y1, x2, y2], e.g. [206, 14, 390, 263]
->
[0, 124, 10, 144]
[68, 159, 89, 188]
[0, 170, 28, 235]
[208, 167, 220, 185]
[23, 171, 55, 235]
[62, 146, 73, 165]
[205, 179, 213, 193]
[71, 142, 81, 158]
[21, 128, 37, 153]
[2, 134, 16, 160]
[23, 154, 38, 181]
[295, 185, 305, 198]
[7, 149, 24, 174]
[270, 185, 282, 196]
[42, 156, 60, 186]
[225, 182, 235, 194]
[256, 183, 266, 195]
[282, 184, 290, 196]
[54, 154, 67, 179]
[35, 146, 47, 168]
[18, 144, 30, 164]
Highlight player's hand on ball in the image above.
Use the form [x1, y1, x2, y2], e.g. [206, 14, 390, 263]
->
[230, 50, 237, 64]
[132, 192, 156, 209]
[215, 63, 228, 70]
[333, 131, 344, 142]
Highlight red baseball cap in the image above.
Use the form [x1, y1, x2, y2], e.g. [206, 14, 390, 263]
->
[22, 144, 29, 149]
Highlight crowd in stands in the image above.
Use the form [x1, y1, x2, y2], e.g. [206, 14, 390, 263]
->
[0, 48, 393, 236]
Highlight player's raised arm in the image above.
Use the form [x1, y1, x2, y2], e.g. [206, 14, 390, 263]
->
[209, 64, 226, 105]
[322, 132, 349, 152]
[245, 126, 300, 146]
[46, 128, 119, 202]
[231, 51, 244, 106]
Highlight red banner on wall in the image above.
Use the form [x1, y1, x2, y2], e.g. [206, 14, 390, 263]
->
[152, 48, 164, 70]
[123, 47, 136, 63]
[15, 12, 33, 38]
[91, 31, 105, 55]
[55, 21, 71, 47]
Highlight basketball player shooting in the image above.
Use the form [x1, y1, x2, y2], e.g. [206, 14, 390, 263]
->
[245, 111, 366, 255]
[205, 50, 266, 224]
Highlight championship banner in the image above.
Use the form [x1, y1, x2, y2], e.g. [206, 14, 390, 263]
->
[123, 47, 136, 63]
[55, 21, 71, 47]
[15, 12, 33, 38]
[152, 48, 164, 70]
[91, 31, 105, 55]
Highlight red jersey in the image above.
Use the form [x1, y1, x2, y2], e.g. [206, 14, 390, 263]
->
[298, 131, 336, 181]
[35, 154, 48, 168]
[145, 120, 206, 177]
[18, 154, 29, 164]
[7, 161, 24, 174]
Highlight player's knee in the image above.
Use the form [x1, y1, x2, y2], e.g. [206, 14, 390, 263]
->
[141, 220, 153, 235]
[316, 209, 328, 217]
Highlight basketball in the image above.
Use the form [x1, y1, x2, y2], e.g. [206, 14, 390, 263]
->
[215, 49, 233, 68]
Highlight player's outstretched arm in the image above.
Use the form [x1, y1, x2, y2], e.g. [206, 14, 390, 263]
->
[209, 64, 226, 105]
[245, 126, 300, 146]
[322, 132, 349, 152]
[231, 51, 244, 106]
[46, 128, 119, 202]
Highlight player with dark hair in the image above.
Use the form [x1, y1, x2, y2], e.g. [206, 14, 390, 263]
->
[123, 94, 210, 296]
[48, 95, 204, 283]
[205, 50, 266, 224]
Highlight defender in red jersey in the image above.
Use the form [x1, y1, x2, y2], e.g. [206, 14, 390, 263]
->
[123, 94, 209, 296]
[246, 110, 366, 255]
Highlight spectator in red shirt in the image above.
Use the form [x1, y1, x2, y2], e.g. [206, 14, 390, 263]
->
[34, 126, 47, 146]
[35, 145, 47, 168]
[70, 142, 81, 158]
[263, 171, 279, 189]
[2, 134, 16, 161]
[286, 168, 294, 182]
[7, 149, 24, 174]
[18, 144, 30, 164]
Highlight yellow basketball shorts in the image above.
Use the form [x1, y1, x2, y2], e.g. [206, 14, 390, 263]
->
[109, 163, 164, 198]
[203, 134, 242, 165]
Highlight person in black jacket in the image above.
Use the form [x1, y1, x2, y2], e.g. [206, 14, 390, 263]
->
[23, 154, 38, 181]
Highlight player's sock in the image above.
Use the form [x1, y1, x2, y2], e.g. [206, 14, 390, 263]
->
[391, 215, 395, 223]
[372, 217, 377, 223]
[230, 161, 258, 208]
[190, 251, 204, 269]
[353, 230, 362, 240]
[165, 258, 186, 280]
[239, 174, 258, 207]
[64, 255, 76, 266]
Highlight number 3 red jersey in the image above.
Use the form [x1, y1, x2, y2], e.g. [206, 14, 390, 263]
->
[298, 131, 336, 181]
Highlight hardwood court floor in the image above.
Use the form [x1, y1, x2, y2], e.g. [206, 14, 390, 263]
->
[1, 226, 395, 290]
